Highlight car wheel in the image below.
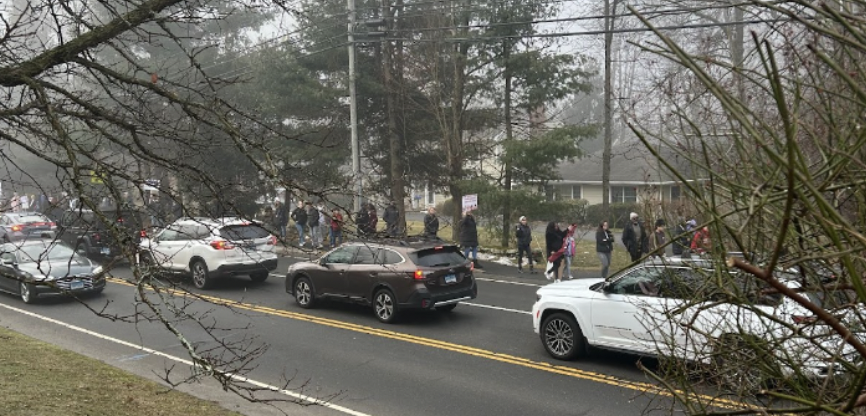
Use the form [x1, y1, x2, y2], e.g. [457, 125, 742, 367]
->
[373, 288, 398, 323]
[541, 312, 587, 360]
[75, 241, 90, 258]
[250, 271, 268, 283]
[435, 303, 458, 312]
[90, 287, 104, 296]
[190, 259, 212, 289]
[294, 276, 315, 309]
[710, 334, 776, 393]
[19, 282, 37, 304]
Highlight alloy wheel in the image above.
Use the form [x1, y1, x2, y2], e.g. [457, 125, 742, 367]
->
[374, 290, 396, 323]
[544, 317, 575, 357]
[295, 279, 312, 307]
[20, 282, 35, 304]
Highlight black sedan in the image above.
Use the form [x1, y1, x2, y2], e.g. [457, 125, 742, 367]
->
[0, 239, 106, 303]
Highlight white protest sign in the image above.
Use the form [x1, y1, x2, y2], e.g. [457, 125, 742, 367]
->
[462, 194, 478, 212]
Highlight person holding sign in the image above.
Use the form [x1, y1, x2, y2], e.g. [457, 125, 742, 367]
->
[459, 210, 481, 269]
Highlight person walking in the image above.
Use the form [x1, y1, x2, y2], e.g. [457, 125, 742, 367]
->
[317, 201, 329, 242]
[10, 192, 20, 212]
[544, 222, 566, 282]
[515, 216, 535, 274]
[650, 219, 667, 258]
[356, 204, 370, 237]
[329, 208, 343, 248]
[19, 193, 29, 211]
[274, 199, 288, 241]
[563, 225, 577, 280]
[306, 202, 322, 248]
[622, 212, 649, 262]
[423, 207, 439, 238]
[596, 221, 614, 279]
[690, 226, 712, 255]
[672, 218, 690, 256]
[367, 203, 378, 236]
[383, 201, 399, 237]
[290, 201, 307, 247]
[459, 210, 481, 268]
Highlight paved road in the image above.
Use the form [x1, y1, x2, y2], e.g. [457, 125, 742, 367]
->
[0, 254, 698, 416]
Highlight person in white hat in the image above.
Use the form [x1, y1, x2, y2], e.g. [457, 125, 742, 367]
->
[515, 216, 535, 274]
[621, 212, 649, 262]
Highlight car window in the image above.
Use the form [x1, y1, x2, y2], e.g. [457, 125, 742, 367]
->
[409, 246, 465, 267]
[18, 214, 50, 223]
[1, 252, 15, 263]
[0, 216, 8, 225]
[158, 226, 183, 241]
[382, 249, 403, 265]
[220, 224, 270, 240]
[325, 246, 358, 264]
[353, 247, 377, 265]
[18, 243, 75, 263]
[658, 268, 703, 299]
[608, 267, 663, 296]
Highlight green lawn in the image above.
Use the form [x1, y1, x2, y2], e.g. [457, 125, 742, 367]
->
[0, 327, 244, 416]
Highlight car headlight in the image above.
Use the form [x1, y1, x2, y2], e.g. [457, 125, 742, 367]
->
[536, 293, 542, 302]
[92, 266, 104, 275]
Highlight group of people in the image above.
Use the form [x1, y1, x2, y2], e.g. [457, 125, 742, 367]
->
[6, 192, 54, 213]
[511, 216, 578, 282]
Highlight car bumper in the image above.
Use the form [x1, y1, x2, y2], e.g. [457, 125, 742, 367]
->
[401, 281, 478, 309]
[33, 278, 106, 296]
[11, 230, 56, 240]
[214, 258, 278, 276]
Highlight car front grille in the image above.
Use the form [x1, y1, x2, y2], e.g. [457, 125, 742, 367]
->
[54, 275, 96, 290]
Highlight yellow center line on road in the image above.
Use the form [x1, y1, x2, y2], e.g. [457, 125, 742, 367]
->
[107, 277, 754, 411]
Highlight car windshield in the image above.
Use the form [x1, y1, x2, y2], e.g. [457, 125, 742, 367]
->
[17, 244, 76, 263]
[220, 224, 270, 240]
[16, 215, 50, 224]
[410, 246, 466, 267]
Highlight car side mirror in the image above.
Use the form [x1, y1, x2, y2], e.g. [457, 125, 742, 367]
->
[602, 282, 613, 293]
[319, 258, 331, 268]
[1, 259, 17, 267]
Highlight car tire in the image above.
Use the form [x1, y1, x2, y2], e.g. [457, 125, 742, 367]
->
[91, 287, 104, 296]
[250, 271, 268, 283]
[541, 312, 587, 360]
[190, 259, 213, 289]
[710, 334, 777, 393]
[373, 288, 399, 324]
[75, 241, 90, 258]
[435, 304, 458, 312]
[294, 276, 315, 309]
[19, 282, 37, 304]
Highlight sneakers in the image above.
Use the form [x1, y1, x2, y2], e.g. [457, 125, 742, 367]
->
[517, 268, 524, 274]
[568, 275, 575, 280]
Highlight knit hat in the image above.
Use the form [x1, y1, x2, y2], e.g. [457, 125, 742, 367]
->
[519, 216, 527, 221]
[629, 212, 639, 220]
[655, 219, 666, 227]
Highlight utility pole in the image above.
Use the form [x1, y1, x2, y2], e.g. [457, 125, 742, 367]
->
[348, 0, 362, 213]
[602, 0, 617, 218]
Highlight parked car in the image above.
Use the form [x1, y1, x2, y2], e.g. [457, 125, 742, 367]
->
[531, 257, 861, 385]
[0, 212, 57, 242]
[138, 217, 279, 289]
[0, 239, 106, 303]
[285, 240, 477, 323]
[56, 208, 145, 259]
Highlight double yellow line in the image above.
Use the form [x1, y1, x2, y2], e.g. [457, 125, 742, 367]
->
[108, 277, 754, 411]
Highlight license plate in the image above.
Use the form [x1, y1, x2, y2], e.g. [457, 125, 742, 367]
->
[444, 274, 457, 284]
[70, 280, 84, 290]
[101, 247, 111, 255]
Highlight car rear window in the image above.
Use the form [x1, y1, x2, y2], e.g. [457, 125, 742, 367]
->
[220, 224, 270, 240]
[17, 215, 50, 223]
[410, 246, 466, 267]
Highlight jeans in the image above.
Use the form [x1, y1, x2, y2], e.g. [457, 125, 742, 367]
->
[597, 251, 612, 279]
[463, 245, 478, 260]
[309, 225, 320, 246]
[330, 229, 342, 247]
[517, 244, 533, 269]
[295, 224, 305, 246]
[564, 255, 574, 278]
[277, 224, 286, 240]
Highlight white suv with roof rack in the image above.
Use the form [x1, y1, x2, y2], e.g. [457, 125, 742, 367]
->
[138, 217, 279, 289]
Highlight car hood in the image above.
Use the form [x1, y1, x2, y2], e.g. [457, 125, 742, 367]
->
[18, 257, 95, 280]
[537, 278, 605, 297]
[288, 260, 321, 273]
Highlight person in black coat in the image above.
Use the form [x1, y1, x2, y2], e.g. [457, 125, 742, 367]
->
[290, 201, 307, 246]
[595, 221, 614, 279]
[383, 201, 399, 237]
[423, 207, 439, 238]
[545, 222, 566, 281]
[621, 212, 649, 262]
[459, 211, 481, 268]
[515, 216, 534, 274]
[356, 205, 370, 237]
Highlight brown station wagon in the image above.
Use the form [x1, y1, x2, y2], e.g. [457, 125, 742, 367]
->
[285, 240, 477, 323]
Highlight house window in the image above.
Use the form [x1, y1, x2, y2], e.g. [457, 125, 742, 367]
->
[611, 186, 638, 203]
[567, 185, 582, 200]
[670, 185, 681, 201]
[544, 185, 558, 201]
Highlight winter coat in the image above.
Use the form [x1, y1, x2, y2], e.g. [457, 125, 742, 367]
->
[516, 223, 532, 246]
[291, 207, 307, 226]
[596, 229, 614, 253]
[622, 221, 650, 257]
[459, 215, 479, 247]
[651, 230, 666, 256]
[275, 205, 288, 226]
[383, 205, 399, 225]
[356, 209, 370, 234]
[307, 207, 320, 227]
[672, 223, 689, 255]
[545, 228, 565, 257]
[423, 213, 439, 237]
[368, 209, 378, 232]
[331, 212, 343, 231]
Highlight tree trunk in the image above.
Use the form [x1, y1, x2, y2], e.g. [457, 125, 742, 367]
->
[382, 0, 406, 236]
[448, 1, 470, 242]
[501, 40, 513, 248]
[602, 0, 618, 219]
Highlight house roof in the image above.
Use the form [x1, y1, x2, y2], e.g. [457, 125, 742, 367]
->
[554, 140, 699, 185]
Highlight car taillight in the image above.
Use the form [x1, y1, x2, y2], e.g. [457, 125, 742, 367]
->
[210, 240, 234, 250]
[48, 222, 56, 227]
[139, 229, 148, 238]
[11, 225, 23, 232]
[793, 315, 817, 324]
[267, 235, 277, 245]
[92, 233, 100, 241]
[414, 270, 424, 280]
[117, 218, 125, 223]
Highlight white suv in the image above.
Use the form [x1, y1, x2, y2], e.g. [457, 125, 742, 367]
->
[532, 257, 860, 385]
[138, 217, 279, 289]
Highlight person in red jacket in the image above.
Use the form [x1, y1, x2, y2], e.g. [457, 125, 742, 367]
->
[329, 208, 343, 248]
[690, 226, 711, 254]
